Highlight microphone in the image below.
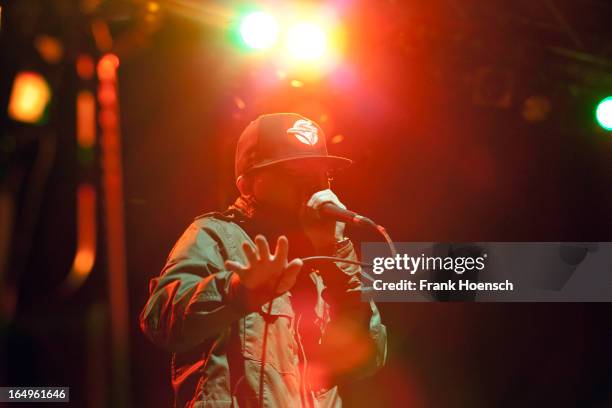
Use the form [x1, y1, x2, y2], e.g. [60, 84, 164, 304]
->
[317, 202, 378, 229]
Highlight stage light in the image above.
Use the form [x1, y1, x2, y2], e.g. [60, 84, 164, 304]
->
[233, 96, 246, 110]
[34, 35, 64, 64]
[76, 54, 95, 80]
[522, 95, 551, 123]
[286, 22, 327, 61]
[97, 53, 120, 81]
[232, 6, 344, 80]
[331, 134, 344, 144]
[8, 71, 51, 124]
[91, 19, 113, 52]
[62, 183, 97, 293]
[73, 183, 97, 279]
[239, 11, 279, 50]
[595, 96, 612, 131]
[147, 1, 160, 13]
[77, 90, 96, 148]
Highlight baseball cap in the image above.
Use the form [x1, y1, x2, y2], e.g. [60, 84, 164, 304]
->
[235, 113, 352, 181]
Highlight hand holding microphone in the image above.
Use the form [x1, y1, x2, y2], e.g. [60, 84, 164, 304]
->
[302, 189, 378, 252]
[301, 189, 346, 251]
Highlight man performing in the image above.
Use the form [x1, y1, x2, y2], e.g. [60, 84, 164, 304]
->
[140, 113, 387, 407]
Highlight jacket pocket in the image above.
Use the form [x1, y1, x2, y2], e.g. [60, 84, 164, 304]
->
[240, 293, 300, 374]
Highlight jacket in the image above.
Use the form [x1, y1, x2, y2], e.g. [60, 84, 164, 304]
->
[140, 209, 387, 407]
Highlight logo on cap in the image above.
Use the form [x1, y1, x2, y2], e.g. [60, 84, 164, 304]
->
[287, 119, 319, 146]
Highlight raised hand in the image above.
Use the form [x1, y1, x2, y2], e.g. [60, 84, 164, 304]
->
[224, 235, 303, 295]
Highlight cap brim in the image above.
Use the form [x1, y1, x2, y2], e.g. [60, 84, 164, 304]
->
[248, 155, 352, 174]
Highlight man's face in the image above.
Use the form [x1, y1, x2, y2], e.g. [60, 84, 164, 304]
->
[250, 160, 331, 216]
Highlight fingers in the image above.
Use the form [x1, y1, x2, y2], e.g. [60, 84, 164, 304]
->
[306, 189, 346, 210]
[306, 189, 327, 208]
[224, 260, 247, 276]
[275, 258, 303, 293]
[273, 235, 289, 265]
[286, 258, 303, 275]
[254, 235, 271, 261]
[242, 241, 258, 265]
[233, 236, 301, 293]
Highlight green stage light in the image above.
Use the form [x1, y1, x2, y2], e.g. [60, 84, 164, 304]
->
[595, 96, 612, 131]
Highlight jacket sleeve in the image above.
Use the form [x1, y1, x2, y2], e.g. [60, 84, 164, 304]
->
[318, 239, 388, 383]
[139, 222, 251, 353]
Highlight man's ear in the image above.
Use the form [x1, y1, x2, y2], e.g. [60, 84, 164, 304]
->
[236, 175, 253, 197]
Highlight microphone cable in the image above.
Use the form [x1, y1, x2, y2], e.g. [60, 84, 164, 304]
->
[254, 218, 394, 408]
[301, 219, 397, 284]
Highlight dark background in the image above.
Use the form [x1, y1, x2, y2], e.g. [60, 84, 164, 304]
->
[1, 0, 611, 407]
